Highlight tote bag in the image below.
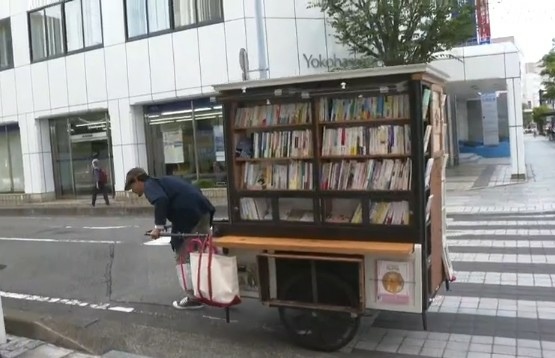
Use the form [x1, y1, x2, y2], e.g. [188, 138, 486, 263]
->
[189, 236, 241, 307]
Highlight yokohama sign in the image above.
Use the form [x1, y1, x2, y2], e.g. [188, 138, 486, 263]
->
[475, 0, 491, 44]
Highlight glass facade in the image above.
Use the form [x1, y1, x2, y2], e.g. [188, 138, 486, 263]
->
[0, 124, 24, 193]
[49, 112, 114, 197]
[145, 98, 226, 187]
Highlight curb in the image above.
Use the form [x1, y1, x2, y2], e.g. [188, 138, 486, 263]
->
[0, 205, 229, 217]
[3, 309, 96, 355]
[0, 206, 153, 217]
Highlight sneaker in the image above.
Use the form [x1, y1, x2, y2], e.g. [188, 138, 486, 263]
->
[172, 297, 203, 310]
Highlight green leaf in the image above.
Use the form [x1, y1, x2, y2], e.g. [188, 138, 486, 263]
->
[309, 0, 475, 67]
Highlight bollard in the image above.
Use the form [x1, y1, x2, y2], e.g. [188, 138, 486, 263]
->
[0, 295, 5, 344]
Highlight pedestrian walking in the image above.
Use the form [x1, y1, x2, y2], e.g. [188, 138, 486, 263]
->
[125, 167, 215, 310]
[91, 158, 110, 207]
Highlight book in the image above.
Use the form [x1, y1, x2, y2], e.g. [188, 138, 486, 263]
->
[241, 162, 313, 190]
[321, 125, 411, 156]
[319, 94, 410, 122]
[320, 159, 412, 191]
[235, 103, 312, 127]
[236, 129, 313, 159]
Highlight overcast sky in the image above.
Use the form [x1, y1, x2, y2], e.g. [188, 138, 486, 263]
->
[489, 0, 555, 62]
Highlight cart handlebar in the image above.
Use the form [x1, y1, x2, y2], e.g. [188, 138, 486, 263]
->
[144, 229, 211, 239]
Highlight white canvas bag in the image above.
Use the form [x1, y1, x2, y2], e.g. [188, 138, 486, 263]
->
[189, 237, 241, 307]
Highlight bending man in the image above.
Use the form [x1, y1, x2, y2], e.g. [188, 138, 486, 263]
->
[125, 167, 215, 310]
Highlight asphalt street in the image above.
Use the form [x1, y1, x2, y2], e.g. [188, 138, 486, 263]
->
[0, 215, 395, 357]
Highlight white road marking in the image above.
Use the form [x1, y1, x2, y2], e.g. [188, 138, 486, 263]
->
[447, 229, 554, 237]
[0, 291, 134, 313]
[447, 219, 555, 226]
[0, 237, 122, 244]
[450, 252, 555, 264]
[82, 226, 129, 230]
[0, 237, 123, 244]
[447, 239, 555, 248]
[455, 271, 555, 287]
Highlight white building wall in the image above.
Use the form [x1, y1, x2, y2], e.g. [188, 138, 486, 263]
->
[0, 0, 526, 196]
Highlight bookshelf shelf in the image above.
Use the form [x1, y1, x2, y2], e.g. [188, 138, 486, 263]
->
[319, 118, 411, 127]
[320, 154, 411, 160]
[234, 123, 313, 131]
[236, 157, 313, 162]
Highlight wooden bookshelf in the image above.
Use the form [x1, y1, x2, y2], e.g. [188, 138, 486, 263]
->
[214, 64, 449, 318]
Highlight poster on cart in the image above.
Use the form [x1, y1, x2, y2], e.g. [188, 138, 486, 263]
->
[376, 260, 413, 304]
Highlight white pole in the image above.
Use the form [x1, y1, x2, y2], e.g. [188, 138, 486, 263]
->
[0, 295, 6, 344]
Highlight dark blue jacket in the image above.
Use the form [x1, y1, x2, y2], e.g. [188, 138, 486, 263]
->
[144, 176, 215, 251]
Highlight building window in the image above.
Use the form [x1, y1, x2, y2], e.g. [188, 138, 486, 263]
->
[0, 18, 13, 70]
[29, 0, 104, 62]
[144, 98, 226, 187]
[125, 0, 224, 40]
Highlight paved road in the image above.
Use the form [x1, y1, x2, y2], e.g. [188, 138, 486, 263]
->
[2, 135, 555, 358]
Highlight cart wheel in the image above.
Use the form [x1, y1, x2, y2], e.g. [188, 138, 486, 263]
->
[278, 271, 361, 352]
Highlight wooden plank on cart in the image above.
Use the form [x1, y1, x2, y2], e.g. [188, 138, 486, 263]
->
[214, 236, 414, 256]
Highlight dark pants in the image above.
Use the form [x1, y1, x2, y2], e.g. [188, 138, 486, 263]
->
[92, 183, 110, 206]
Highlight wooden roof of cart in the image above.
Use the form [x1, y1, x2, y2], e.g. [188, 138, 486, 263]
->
[212, 63, 450, 93]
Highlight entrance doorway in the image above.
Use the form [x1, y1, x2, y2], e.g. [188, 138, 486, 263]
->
[49, 112, 114, 198]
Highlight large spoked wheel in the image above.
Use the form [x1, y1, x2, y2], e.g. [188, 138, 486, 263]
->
[278, 271, 361, 352]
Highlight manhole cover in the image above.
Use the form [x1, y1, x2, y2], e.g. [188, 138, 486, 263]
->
[0, 264, 6, 270]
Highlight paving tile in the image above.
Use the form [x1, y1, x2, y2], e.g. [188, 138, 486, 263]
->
[442, 349, 467, 358]
[17, 343, 73, 358]
[516, 347, 543, 357]
[492, 344, 516, 355]
[469, 343, 492, 353]
[420, 347, 444, 357]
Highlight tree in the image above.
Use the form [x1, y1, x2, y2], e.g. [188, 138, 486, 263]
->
[309, 0, 476, 67]
[532, 105, 551, 134]
[540, 51, 555, 103]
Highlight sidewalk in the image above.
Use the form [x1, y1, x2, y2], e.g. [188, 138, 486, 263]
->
[0, 334, 150, 358]
[447, 134, 555, 213]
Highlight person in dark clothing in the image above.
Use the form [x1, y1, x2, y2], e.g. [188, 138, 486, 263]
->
[125, 167, 215, 310]
[91, 159, 110, 206]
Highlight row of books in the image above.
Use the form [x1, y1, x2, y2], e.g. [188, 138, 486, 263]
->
[238, 197, 409, 225]
[321, 125, 411, 156]
[234, 103, 311, 127]
[241, 162, 313, 190]
[235, 130, 313, 159]
[318, 95, 410, 122]
[320, 159, 412, 191]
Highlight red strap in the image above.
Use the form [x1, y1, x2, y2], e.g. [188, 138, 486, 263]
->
[179, 237, 204, 292]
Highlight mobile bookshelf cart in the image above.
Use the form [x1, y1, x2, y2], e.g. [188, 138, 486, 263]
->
[212, 64, 453, 352]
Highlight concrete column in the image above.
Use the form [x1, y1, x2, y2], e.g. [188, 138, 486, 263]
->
[506, 78, 526, 179]
[0, 295, 6, 344]
[455, 98, 469, 141]
[18, 114, 55, 199]
[109, 99, 148, 193]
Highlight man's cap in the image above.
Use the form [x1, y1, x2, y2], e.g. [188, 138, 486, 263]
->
[125, 167, 148, 191]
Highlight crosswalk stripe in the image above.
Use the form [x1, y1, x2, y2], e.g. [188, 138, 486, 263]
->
[447, 229, 555, 236]
[455, 271, 555, 287]
[447, 220, 555, 226]
[447, 239, 555, 248]
[450, 252, 555, 263]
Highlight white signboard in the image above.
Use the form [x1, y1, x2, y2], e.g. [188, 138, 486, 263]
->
[480, 93, 499, 146]
[162, 129, 184, 164]
[213, 125, 225, 162]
